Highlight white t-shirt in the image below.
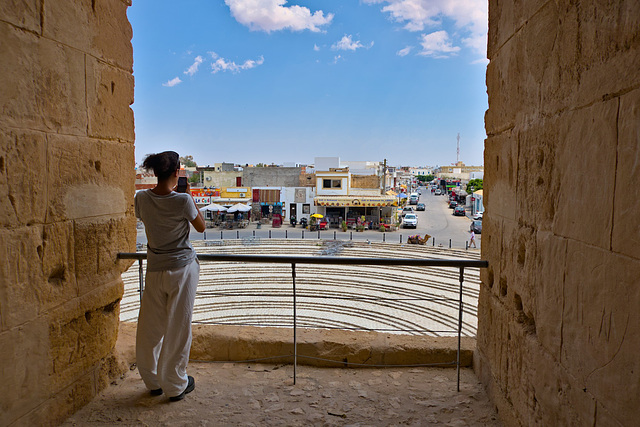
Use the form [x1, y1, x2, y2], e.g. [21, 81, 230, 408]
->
[135, 190, 198, 271]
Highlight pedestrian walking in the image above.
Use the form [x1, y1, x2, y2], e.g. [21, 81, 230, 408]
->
[134, 151, 206, 402]
[469, 230, 477, 248]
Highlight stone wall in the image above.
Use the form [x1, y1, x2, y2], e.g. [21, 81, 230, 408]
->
[351, 174, 380, 189]
[201, 170, 241, 188]
[0, 1, 135, 425]
[478, 1, 640, 425]
[243, 166, 303, 187]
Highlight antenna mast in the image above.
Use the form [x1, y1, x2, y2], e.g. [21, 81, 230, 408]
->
[456, 133, 460, 163]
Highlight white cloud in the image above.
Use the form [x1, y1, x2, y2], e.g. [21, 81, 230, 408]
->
[397, 46, 412, 56]
[184, 55, 204, 76]
[418, 31, 460, 57]
[210, 52, 265, 74]
[364, 0, 487, 57]
[332, 35, 372, 51]
[313, 44, 320, 51]
[333, 55, 342, 64]
[162, 77, 182, 87]
[224, 0, 333, 33]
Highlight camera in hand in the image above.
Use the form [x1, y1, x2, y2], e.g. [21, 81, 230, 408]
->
[176, 176, 188, 193]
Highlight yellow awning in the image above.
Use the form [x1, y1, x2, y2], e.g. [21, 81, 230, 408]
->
[314, 196, 397, 207]
[385, 190, 397, 196]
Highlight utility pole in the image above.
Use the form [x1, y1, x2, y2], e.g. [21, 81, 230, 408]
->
[382, 158, 387, 193]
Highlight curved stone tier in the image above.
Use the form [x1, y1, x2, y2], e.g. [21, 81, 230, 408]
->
[121, 240, 482, 336]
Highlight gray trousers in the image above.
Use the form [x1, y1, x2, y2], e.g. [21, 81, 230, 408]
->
[136, 259, 199, 397]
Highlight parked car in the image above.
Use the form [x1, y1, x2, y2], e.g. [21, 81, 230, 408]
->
[401, 206, 414, 217]
[473, 211, 484, 220]
[434, 189, 442, 195]
[448, 200, 458, 209]
[416, 203, 425, 211]
[403, 213, 418, 228]
[453, 206, 466, 216]
[470, 220, 482, 233]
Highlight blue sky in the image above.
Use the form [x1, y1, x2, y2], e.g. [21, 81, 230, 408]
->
[128, 0, 488, 168]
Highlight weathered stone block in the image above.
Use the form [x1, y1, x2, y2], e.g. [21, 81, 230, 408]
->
[514, 118, 563, 231]
[485, 41, 520, 134]
[0, 226, 44, 329]
[532, 232, 566, 360]
[552, 100, 617, 249]
[0, 0, 41, 33]
[39, 221, 79, 311]
[96, 215, 137, 287]
[46, 135, 132, 222]
[0, 22, 87, 134]
[0, 319, 50, 426]
[75, 216, 134, 296]
[538, 2, 580, 117]
[86, 57, 135, 142]
[475, 288, 510, 393]
[525, 333, 593, 426]
[488, 0, 550, 59]
[612, 89, 640, 260]
[574, 0, 640, 107]
[484, 129, 517, 221]
[43, 0, 133, 71]
[47, 279, 122, 392]
[0, 128, 47, 227]
[561, 241, 640, 426]
[17, 370, 96, 427]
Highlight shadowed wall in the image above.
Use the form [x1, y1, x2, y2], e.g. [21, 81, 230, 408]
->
[478, 1, 640, 425]
[0, 1, 135, 424]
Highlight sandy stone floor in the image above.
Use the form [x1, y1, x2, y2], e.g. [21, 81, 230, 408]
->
[63, 362, 500, 426]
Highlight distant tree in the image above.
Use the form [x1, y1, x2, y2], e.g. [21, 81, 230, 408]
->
[188, 171, 200, 184]
[256, 163, 265, 167]
[467, 178, 483, 193]
[180, 155, 197, 167]
[417, 175, 435, 182]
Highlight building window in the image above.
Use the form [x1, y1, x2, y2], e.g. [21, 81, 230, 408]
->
[302, 204, 310, 214]
[323, 179, 342, 189]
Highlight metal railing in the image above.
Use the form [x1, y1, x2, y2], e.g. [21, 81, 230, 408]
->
[118, 252, 488, 391]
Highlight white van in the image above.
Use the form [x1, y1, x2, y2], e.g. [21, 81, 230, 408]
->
[409, 193, 419, 205]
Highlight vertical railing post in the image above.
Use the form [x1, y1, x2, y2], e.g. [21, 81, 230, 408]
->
[302, 230, 304, 239]
[457, 266, 464, 392]
[269, 230, 272, 239]
[253, 230, 255, 237]
[317, 230, 320, 239]
[449, 239, 452, 248]
[138, 258, 144, 302]
[292, 262, 297, 385]
[383, 232, 386, 242]
[400, 234, 402, 244]
[286, 230, 288, 239]
[220, 230, 223, 240]
[350, 232, 352, 241]
[203, 231, 206, 240]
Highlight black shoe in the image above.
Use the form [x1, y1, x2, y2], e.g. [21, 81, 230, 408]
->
[150, 388, 163, 396]
[169, 376, 195, 402]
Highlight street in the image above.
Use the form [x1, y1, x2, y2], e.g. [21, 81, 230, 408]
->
[136, 189, 479, 250]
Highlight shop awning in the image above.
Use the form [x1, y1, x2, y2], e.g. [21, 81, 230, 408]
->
[314, 196, 397, 207]
[213, 197, 252, 204]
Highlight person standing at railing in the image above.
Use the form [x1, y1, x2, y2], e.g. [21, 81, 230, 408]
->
[134, 151, 205, 402]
